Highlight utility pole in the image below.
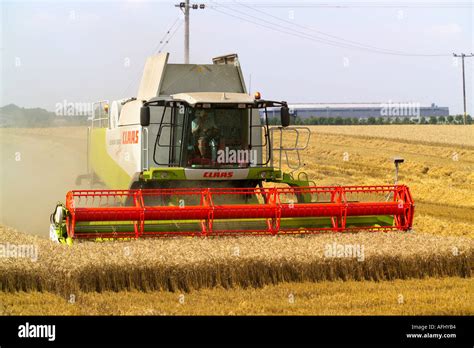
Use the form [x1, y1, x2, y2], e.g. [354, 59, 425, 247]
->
[184, 0, 190, 64]
[453, 53, 474, 125]
[175, 2, 206, 64]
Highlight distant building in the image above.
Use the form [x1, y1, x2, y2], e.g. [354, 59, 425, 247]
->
[263, 102, 449, 119]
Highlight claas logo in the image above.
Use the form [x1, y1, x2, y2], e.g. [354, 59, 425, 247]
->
[122, 130, 139, 144]
[203, 171, 234, 178]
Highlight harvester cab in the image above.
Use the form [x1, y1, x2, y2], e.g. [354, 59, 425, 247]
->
[50, 53, 414, 243]
[139, 92, 292, 184]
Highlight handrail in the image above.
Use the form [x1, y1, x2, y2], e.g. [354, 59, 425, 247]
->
[91, 100, 110, 128]
[269, 126, 311, 173]
[142, 127, 149, 171]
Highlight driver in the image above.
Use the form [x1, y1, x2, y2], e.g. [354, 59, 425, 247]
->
[192, 110, 219, 158]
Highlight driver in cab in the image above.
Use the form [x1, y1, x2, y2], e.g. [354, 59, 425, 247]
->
[191, 109, 219, 158]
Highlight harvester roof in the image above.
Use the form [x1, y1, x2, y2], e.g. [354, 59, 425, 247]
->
[170, 92, 255, 106]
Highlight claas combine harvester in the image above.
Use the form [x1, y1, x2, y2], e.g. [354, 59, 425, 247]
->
[50, 53, 414, 244]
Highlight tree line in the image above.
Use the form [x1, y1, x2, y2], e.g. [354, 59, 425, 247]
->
[0, 104, 89, 127]
[267, 114, 472, 125]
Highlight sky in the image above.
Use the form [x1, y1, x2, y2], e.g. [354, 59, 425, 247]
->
[1, 0, 473, 114]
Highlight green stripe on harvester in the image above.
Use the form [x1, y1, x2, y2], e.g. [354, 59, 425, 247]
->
[73, 215, 394, 234]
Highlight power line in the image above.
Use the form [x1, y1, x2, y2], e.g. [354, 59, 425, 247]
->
[231, 0, 448, 56]
[157, 19, 184, 53]
[152, 16, 182, 54]
[122, 17, 184, 97]
[210, 4, 450, 57]
[222, 2, 407, 55]
[209, 7, 383, 54]
[223, 1, 452, 56]
[207, 1, 472, 9]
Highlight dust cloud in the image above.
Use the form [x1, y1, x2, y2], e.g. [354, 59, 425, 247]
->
[0, 127, 88, 238]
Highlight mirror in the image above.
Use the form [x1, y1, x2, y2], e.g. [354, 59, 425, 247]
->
[140, 106, 150, 127]
[281, 106, 290, 127]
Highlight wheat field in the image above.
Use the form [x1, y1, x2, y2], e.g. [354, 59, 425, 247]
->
[1, 125, 473, 315]
[1, 225, 472, 295]
[307, 125, 474, 147]
[1, 277, 472, 315]
[272, 125, 474, 238]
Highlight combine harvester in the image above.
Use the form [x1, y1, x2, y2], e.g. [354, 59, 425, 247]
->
[50, 53, 414, 243]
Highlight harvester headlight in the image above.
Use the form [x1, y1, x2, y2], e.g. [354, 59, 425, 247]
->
[160, 172, 169, 179]
[260, 171, 267, 178]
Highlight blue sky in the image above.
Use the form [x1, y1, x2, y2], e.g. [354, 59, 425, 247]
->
[1, 0, 472, 114]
